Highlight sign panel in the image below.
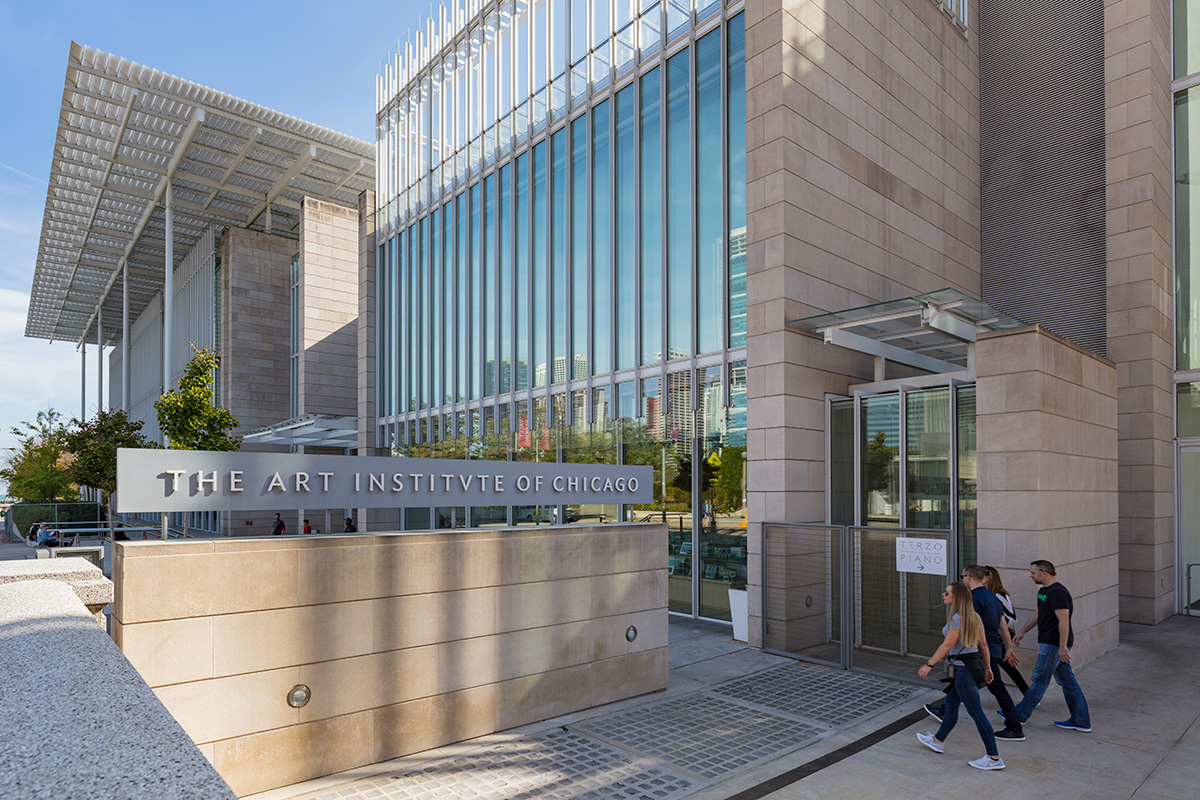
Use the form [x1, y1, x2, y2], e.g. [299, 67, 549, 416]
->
[895, 537, 948, 575]
[116, 448, 653, 513]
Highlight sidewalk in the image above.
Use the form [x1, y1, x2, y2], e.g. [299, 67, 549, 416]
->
[759, 615, 1200, 800]
[247, 615, 1200, 800]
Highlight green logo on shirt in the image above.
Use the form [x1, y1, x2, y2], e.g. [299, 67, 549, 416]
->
[1037, 592, 1047, 602]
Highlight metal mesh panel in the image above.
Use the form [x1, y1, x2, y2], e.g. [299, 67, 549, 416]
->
[762, 524, 841, 664]
[979, 0, 1107, 355]
[851, 527, 948, 681]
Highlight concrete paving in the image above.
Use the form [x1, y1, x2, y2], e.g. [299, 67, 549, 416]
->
[756, 616, 1200, 800]
[247, 615, 1200, 800]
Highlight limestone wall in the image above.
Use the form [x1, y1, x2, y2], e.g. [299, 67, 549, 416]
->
[743, 0, 983, 646]
[110, 524, 667, 796]
[976, 325, 1120, 666]
[219, 227, 296, 537]
[298, 197, 359, 418]
[1104, 0, 1175, 624]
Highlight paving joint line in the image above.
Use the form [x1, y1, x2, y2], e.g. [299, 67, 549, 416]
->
[719, 709, 928, 800]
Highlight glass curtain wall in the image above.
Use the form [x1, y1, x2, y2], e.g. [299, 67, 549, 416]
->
[1174, 4, 1199, 611]
[377, 6, 747, 621]
[827, 387, 978, 559]
[826, 387, 977, 662]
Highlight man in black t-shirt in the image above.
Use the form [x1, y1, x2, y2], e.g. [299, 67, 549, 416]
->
[1010, 560, 1091, 732]
[270, 513, 286, 536]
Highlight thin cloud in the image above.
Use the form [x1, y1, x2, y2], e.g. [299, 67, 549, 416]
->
[0, 162, 47, 186]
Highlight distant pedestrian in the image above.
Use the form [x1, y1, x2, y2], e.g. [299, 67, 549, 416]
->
[984, 566, 1029, 695]
[271, 513, 286, 536]
[916, 582, 1005, 770]
[27, 518, 44, 542]
[1009, 561, 1091, 732]
[344, 517, 357, 533]
[303, 519, 312, 535]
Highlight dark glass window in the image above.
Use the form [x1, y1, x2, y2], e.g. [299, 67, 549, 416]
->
[728, 14, 747, 349]
[696, 30, 721, 356]
[592, 100, 611, 375]
[641, 67, 662, 366]
[516, 153, 531, 391]
[500, 164, 513, 394]
[551, 128, 567, 384]
[666, 49, 691, 359]
[615, 84, 637, 371]
[571, 117, 589, 377]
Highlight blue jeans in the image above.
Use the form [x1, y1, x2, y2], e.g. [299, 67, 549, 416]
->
[1012, 643, 1090, 727]
[935, 663, 998, 757]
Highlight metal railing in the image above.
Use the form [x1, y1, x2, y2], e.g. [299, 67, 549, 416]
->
[1187, 563, 1200, 616]
[5, 501, 105, 541]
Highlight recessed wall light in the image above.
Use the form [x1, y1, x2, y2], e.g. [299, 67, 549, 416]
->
[288, 684, 311, 708]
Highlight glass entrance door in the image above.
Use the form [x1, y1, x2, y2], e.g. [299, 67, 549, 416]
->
[1179, 445, 1200, 613]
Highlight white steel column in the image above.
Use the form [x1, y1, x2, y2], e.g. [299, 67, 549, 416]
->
[80, 344, 86, 418]
[122, 258, 130, 410]
[163, 182, 174, 399]
[97, 305, 104, 412]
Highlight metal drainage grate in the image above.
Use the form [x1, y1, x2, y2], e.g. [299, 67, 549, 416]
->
[574, 694, 827, 781]
[713, 663, 921, 727]
[293, 729, 701, 800]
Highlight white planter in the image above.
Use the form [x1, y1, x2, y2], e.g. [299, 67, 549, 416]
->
[728, 587, 748, 642]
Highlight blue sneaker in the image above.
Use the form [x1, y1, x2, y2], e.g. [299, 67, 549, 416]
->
[1053, 720, 1091, 732]
[996, 709, 1026, 725]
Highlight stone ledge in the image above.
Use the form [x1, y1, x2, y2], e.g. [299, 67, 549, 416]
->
[0, 560, 114, 624]
[0, 580, 235, 799]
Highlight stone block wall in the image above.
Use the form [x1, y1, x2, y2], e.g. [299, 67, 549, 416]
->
[1105, 0, 1175, 624]
[219, 227, 297, 536]
[298, 197, 359, 418]
[976, 325, 1120, 666]
[743, 0, 984, 646]
[219, 227, 295, 434]
[110, 524, 668, 796]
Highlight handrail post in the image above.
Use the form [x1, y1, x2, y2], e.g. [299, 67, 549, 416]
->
[840, 524, 852, 670]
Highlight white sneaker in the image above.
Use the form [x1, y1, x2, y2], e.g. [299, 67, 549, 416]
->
[916, 732, 944, 753]
[969, 755, 1006, 770]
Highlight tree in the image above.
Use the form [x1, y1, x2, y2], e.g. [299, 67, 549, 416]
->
[155, 344, 241, 451]
[62, 409, 159, 537]
[711, 446, 745, 513]
[864, 429, 899, 503]
[0, 409, 76, 503]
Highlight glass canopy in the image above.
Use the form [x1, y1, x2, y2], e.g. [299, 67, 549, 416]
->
[788, 288, 1025, 372]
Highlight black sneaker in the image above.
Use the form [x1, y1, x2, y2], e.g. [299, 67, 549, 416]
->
[995, 728, 1025, 741]
[924, 703, 945, 722]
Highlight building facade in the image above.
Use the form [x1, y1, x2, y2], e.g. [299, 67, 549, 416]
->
[365, 0, 1192, 660]
[24, 44, 375, 538]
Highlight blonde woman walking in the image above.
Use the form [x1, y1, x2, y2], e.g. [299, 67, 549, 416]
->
[916, 582, 1005, 770]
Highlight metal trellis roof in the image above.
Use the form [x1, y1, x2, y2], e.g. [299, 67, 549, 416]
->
[27, 42, 375, 347]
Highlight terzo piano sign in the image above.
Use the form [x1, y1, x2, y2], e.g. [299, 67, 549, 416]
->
[895, 537, 947, 575]
[116, 448, 653, 513]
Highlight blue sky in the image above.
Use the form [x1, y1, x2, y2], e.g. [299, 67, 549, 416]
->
[0, 0, 428, 489]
